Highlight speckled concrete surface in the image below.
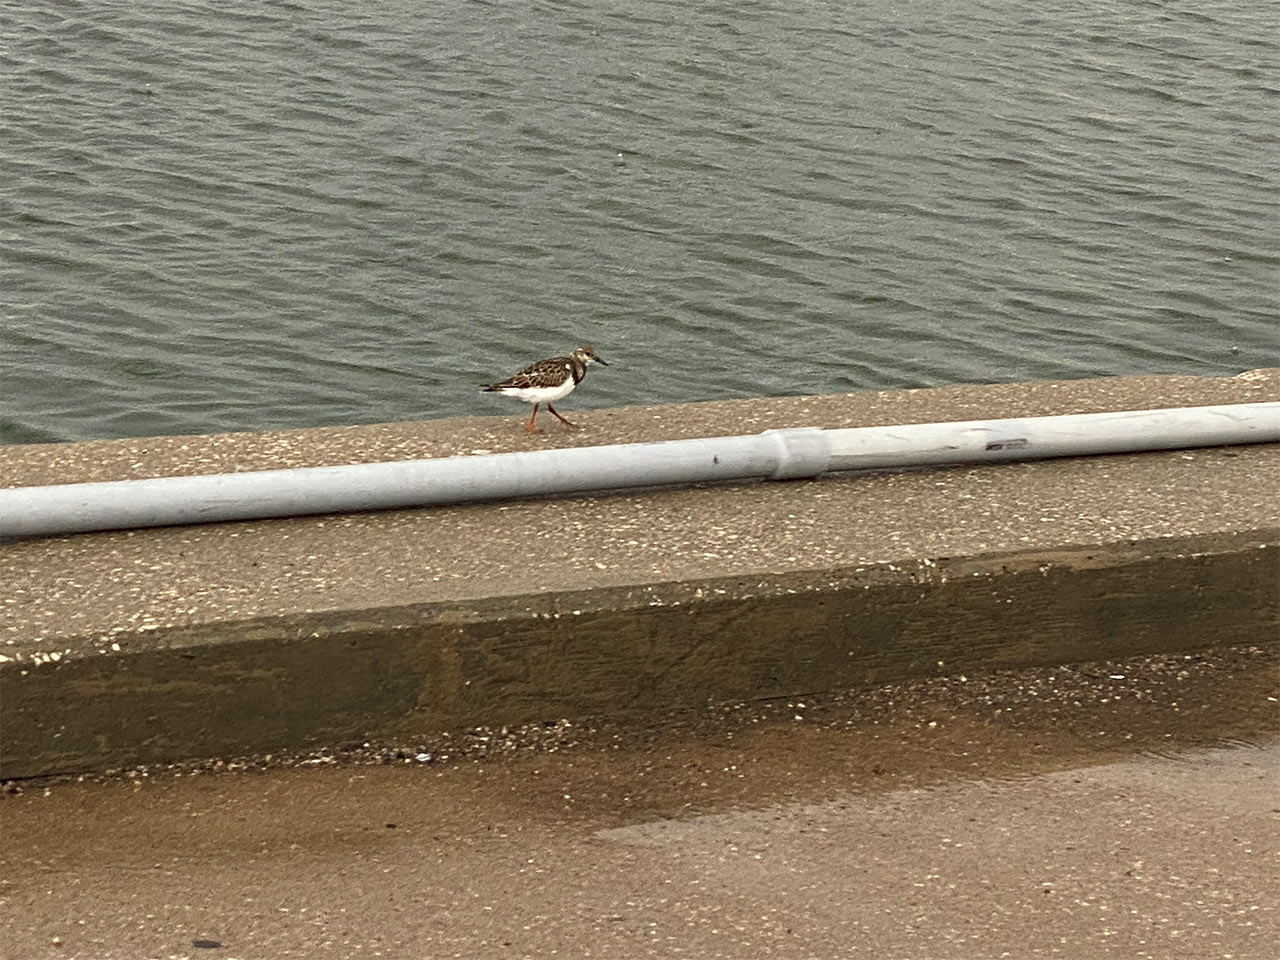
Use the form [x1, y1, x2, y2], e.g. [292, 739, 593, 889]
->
[1, 644, 1276, 960]
[1, 372, 1277, 776]
[2, 370, 1276, 653]
[3, 368, 1277, 487]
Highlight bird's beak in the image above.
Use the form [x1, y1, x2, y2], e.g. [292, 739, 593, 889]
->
[595, 356, 610, 366]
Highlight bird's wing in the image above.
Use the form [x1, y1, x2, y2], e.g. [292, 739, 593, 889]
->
[490, 357, 570, 390]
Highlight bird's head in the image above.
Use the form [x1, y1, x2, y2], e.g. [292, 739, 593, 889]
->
[574, 344, 609, 366]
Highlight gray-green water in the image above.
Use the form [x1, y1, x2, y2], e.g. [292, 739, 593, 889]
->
[2, 0, 1277, 443]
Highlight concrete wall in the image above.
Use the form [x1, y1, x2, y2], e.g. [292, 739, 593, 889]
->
[2, 371, 1277, 778]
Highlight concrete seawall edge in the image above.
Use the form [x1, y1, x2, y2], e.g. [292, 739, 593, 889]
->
[2, 372, 1278, 778]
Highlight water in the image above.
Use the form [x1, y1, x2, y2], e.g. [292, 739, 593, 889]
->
[2, 0, 1276, 444]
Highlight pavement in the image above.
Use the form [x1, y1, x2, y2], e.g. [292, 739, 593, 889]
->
[1, 370, 1278, 777]
[1, 643, 1276, 960]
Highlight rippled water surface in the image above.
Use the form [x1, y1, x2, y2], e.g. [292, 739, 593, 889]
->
[2, 0, 1276, 442]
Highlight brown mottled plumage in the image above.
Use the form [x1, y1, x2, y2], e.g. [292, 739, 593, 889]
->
[482, 345, 609, 432]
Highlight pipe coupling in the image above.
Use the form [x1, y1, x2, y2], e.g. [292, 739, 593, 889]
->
[763, 427, 831, 480]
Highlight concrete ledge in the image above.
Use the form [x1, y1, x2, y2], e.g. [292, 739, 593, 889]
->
[2, 371, 1278, 778]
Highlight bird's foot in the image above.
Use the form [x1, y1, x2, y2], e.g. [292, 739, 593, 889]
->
[547, 405, 578, 430]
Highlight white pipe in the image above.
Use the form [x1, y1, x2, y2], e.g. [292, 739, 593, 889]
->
[823, 401, 1280, 470]
[1, 402, 1276, 539]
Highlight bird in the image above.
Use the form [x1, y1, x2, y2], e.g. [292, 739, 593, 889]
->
[481, 344, 610, 433]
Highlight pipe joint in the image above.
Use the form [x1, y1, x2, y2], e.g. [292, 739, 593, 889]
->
[762, 427, 831, 481]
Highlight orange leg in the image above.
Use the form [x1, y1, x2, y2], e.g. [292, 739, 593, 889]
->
[547, 404, 578, 430]
[525, 404, 543, 433]
[522, 404, 542, 435]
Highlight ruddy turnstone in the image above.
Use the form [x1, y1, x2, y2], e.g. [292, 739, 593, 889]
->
[482, 344, 610, 432]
